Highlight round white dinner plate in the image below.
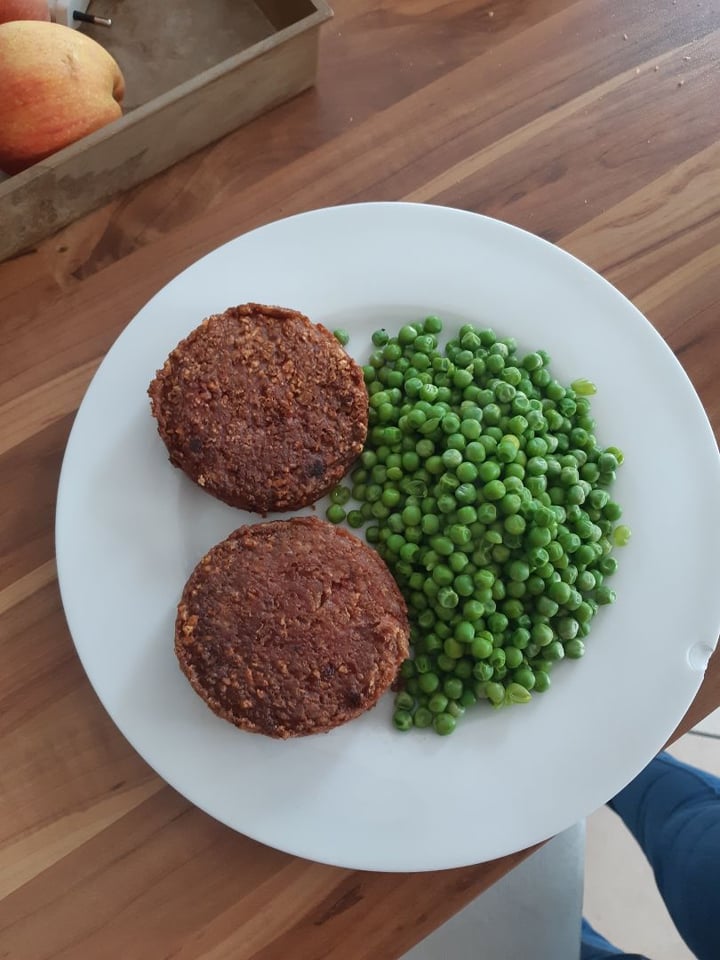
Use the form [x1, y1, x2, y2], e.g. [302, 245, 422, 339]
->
[56, 202, 720, 871]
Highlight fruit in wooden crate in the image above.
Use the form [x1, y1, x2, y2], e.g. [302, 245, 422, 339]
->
[0, 20, 124, 174]
[0, 0, 50, 23]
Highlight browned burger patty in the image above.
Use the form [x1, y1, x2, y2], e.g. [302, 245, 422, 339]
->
[148, 304, 368, 514]
[175, 516, 410, 738]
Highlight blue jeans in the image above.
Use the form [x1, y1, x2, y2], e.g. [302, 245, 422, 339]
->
[581, 751, 720, 960]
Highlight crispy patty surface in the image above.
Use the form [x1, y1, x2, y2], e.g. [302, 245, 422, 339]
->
[175, 517, 410, 738]
[148, 304, 368, 513]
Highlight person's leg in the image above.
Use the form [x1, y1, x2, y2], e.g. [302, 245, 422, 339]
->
[609, 751, 720, 960]
[580, 917, 649, 959]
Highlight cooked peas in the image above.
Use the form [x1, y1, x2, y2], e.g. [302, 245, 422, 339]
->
[413, 706, 433, 728]
[326, 504, 346, 523]
[564, 638, 585, 659]
[613, 524, 632, 546]
[418, 672, 440, 693]
[345, 317, 627, 734]
[393, 709, 413, 730]
[433, 712, 457, 735]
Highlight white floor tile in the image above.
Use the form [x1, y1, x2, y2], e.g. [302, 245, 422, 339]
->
[584, 806, 693, 959]
[668, 729, 720, 776]
[690, 705, 720, 739]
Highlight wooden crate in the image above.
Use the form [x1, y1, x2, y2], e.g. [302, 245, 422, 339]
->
[0, 0, 332, 262]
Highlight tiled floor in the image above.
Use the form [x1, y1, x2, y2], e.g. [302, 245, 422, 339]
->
[583, 708, 720, 960]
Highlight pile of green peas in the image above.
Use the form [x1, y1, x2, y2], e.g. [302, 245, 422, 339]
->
[326, 316, 630, 735]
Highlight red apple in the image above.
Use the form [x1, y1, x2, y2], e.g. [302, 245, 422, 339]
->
[0, 0, 50, 23]
[0, 20, 125, 174]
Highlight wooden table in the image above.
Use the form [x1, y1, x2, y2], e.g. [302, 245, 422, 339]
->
[2, 1, 719, 957]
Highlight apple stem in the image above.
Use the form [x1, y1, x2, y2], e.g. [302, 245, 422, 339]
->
[72, 10, 112, 26]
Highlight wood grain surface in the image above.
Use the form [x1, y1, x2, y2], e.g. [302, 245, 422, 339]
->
[2, 1, 720, 957]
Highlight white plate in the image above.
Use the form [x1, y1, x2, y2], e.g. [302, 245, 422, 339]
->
[56, 203, 720, 872]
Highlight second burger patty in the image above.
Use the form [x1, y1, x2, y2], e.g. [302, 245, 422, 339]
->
[148, 303, 368, 514]
[175, 517, 410, 738]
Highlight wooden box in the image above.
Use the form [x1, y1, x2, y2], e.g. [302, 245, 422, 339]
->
[0, 0, 332, 262]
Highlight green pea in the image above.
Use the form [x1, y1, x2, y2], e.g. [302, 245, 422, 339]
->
[564, 638, 585, 659]
[326, 504, 346, 523]
[489, 648, 506, 671]
[456, 461, 478, 483]
[442, 636, 463, 658]
[347, 509, 364, 528]
[395, 691, 415, 711]
[438, 494, 456, 513]
[477, 460, 501, 482]
[433, 713, 457, 735]
[545, 640, 565, 662]
[435, 653, 454, 673]
[418, 672, 440, 693]
[393, 710, 413, 731]
[529, 547, 549, 568]
[504, 646, 523, 670]
[513, 666, 536, 690]
[430, 535, 454, 557]
[473, 662, 493, 683]
[438, 587, 459, 609]
[531, 622, 554, 647]
[504, 515, 526, 536]
[536, 596, 559, 618]
[463, 599, 484, 622]
[548, 580, 571, 604]
[484, 682, 505, 706]
[456, 483, 477, 505]
[503, 599, 524, 620]
[476, 503, 497, 524]
[497, 440, 518, 463]
[428, 693, 449, 714]
[557, 617, 579, 641]
[412, 707, 433, 728]
[603, 501, 622, 521]
[471, 634, 494, 659]
[456, 505, 478, 525]
[613, 524, 632, 546]
[508, 560, 530, 582]
[575, 602, 593, 624]
[571, 378, 597, 396]
[511, 627, 531, 649]
[423, 315, 443, 334]
[454, 620, 475, 644]
[400, 660, 416, 680]
[465, 441, 487, 464]
[442, 448, 463, 470]
[443, 677, 464, 700]
[500, 493, 522, 515]
[487, 612, 508, 634]
[505, 683, 532, 704]
[595, 585, 617, 605]
[454, 658, 473, 680]
[576, 570, 596, 592]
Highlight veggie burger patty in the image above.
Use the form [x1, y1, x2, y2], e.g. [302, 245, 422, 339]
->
[148, 303, 368, 514]
[175, 517, 410, 738]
